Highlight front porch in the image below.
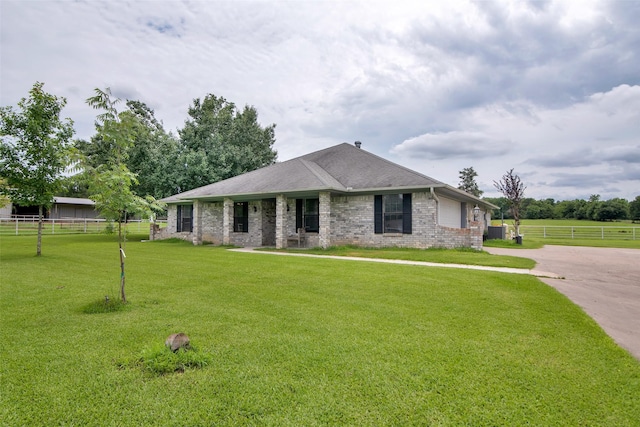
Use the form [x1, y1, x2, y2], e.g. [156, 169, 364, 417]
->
[183, 192, 332, 249]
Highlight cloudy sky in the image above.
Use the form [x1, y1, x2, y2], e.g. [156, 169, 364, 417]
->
[1, 0, 638, 200]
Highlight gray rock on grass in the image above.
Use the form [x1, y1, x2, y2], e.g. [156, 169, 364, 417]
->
[165, 333, 190, 352]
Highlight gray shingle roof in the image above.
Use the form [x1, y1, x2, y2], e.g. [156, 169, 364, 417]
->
[162, 143, 494, 208]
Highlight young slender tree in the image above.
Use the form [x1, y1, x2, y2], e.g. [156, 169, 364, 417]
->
[458, 166, 483, 197]
[85, 88, 163, 303]
[493, 169, 526, 239]
[0, 82, 75, 256]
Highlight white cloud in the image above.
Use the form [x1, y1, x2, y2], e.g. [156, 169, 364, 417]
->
[391, 84, 640, 200]
[1, 0, 638, 201]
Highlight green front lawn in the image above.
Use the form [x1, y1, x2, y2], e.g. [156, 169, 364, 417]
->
[1, 234, 639, 426]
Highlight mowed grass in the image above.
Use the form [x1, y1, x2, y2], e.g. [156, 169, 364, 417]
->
[1, 235, 639, 426]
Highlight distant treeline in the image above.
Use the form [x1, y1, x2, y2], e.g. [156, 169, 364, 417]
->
[484, 195, 640, 222]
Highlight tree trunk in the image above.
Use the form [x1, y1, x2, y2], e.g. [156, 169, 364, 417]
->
[118, 220, 126, 303]
[37, 205, 43, 256]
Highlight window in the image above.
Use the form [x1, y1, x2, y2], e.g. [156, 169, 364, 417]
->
[296, 198, 319, 232]
[374, 194, 412, 234]
[234, 202, 248, 232]
[176, 205, 193, 232]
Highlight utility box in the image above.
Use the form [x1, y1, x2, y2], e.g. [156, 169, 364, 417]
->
[487, 226, 506, 240]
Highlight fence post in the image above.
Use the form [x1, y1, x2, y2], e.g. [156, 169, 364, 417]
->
[52, 219, 55, 235]
[601, 227, 604, 240]
[544, 226, 546, 238]
[571, 227, 574, 239]
[15, 218, 19, 236]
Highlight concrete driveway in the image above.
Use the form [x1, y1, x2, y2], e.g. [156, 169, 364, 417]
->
[485, 245, 640, 360]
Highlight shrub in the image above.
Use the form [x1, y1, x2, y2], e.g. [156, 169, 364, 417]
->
[125, 342, 212, 375]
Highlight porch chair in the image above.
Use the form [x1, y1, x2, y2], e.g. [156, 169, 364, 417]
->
[288, 228, 306, 248]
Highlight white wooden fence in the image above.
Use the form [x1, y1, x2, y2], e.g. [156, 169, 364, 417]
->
[511, 225, 638, 240]
[0, 217, 166, 236]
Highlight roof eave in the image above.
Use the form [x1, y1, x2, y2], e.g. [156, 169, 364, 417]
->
[163, 183, 498, 210]
[437, 185, 499, 209]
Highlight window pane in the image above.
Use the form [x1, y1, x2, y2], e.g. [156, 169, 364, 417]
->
[383, 194, 403, 233]
[234, 202, 248, 233]
[305, 199, 319, 214]
[303, 198, 319, 232]
[384, 194, 403, 214]
[384, 213, 403, 233]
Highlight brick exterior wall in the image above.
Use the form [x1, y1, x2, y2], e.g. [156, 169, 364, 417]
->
[329, 192, 483, 249]
[275, 195, 287, 248]
[319, 191, 331, 248]
[202, 202, 224, 244]
[154, 191, 485, 249]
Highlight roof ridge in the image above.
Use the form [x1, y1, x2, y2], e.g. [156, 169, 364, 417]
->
[299, 159, 346, 190]
[342, 143, 448, 186]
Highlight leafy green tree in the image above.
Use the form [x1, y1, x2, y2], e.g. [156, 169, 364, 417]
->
[85, 88, 164, 303]
[593, 198, 629, 221]
[0, 179, 9, 209]
[58, 174, 90, 198]
[0, 82, 75, 256]
[178, 94, 277, 192]
[554, 199, 582, 219]
[483, 196, 510, 219]
[493, 169, 526, 239]
[523, 198, 555, 219]
[629, 196, 640, 223]
[585, 194, 603, 220]
[457, 167, 483, 197]
[76, 100, 181, 199]
[125, 100, 181, 198]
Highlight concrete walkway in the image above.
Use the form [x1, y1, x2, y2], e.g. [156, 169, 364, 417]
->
[229, 247, 563, 278]
[231, 246, 640, 361]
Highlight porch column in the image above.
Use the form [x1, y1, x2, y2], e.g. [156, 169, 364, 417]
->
[275, 194, 288, 249]
[223, 198, 233, 245]
[319, 191, 331, 249]
[469, 220, 483, 251]
[192, 200, 203, 245]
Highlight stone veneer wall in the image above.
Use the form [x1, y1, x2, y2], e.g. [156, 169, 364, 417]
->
[159, 201, 272, 246]
[154, 192, 484, 249]
[330, 191, 482, 249]
[228, 201, 264, 247]
[150, 204, 192, 241]
[200, 202, 224, 244]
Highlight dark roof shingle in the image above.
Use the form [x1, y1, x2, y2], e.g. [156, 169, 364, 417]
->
[162, 143, 493, 208]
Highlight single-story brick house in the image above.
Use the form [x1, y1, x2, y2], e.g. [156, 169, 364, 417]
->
[152, 143, 497, 250]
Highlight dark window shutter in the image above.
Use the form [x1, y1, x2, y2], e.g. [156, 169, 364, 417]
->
[374, 195, 383, 234]
[242, 203, 248, 232]
[176, 205, 182, 232]
[188, 205, 194, 232]
[403, 193, 412, 234]
[296, 199, 303, 230]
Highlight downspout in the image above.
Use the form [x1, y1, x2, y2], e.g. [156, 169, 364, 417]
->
[430, 187, 440, 225]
